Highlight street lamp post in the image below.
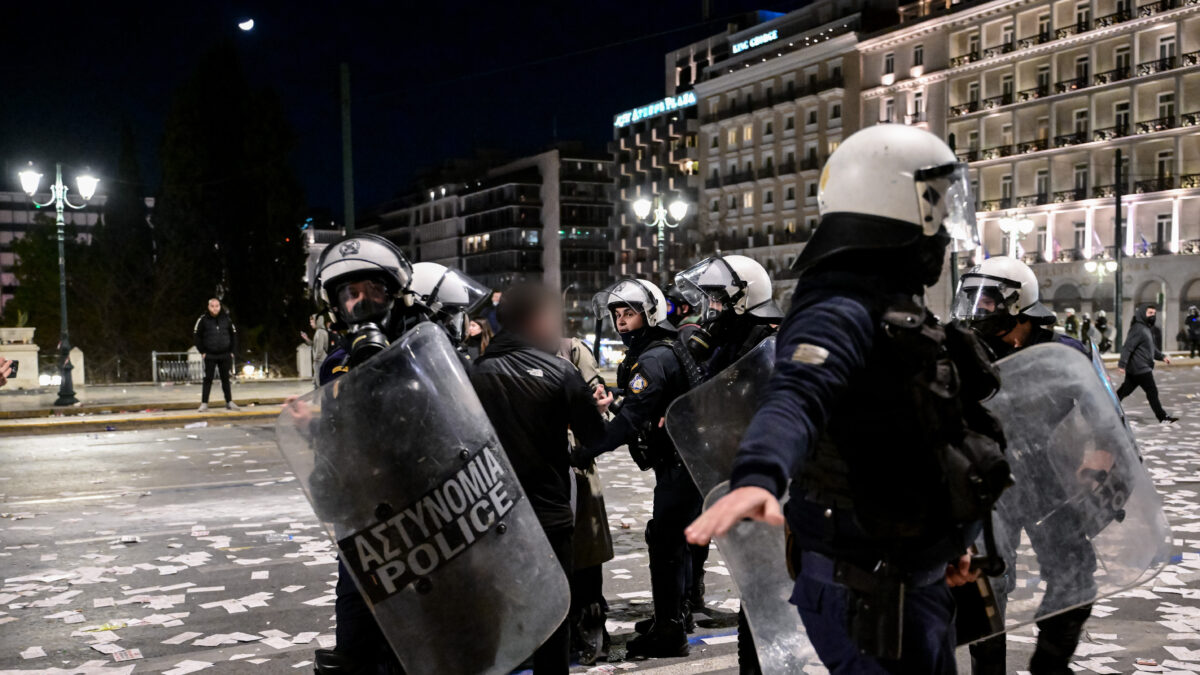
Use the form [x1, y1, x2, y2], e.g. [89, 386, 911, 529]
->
[18, 162, 99, 406]
[632, 195, 689, 286]
[997, 214, 1034, 258]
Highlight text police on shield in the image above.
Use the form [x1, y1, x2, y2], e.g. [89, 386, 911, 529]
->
[338, 446, 522, 603]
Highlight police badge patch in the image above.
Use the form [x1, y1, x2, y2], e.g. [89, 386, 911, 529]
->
[629, 374, 648, 394]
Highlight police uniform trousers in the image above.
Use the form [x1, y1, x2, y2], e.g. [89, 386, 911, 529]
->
[335, 559, 404, 673]
[792, 552, 957, 675]
[648, 460, 703, 623]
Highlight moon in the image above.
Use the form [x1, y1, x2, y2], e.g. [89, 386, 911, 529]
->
[238, 18, 255, 31]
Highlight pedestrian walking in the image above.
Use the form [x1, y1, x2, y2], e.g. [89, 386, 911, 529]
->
[308, 314, 330, 389]
[1117, 304, 1178, 423]
[1186, 306, 1200, 358]
[193, 298, 239, 411]
[470, 283, 610, 675]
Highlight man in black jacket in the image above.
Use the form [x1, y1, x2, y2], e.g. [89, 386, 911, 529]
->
[470, 283, 610, 675]
[1117, 304, 1177, 423]
[193, 298, 239, 411]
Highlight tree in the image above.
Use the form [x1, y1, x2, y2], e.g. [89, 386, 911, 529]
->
[153, 40, 307, 373]
[6, 213, 85, 371]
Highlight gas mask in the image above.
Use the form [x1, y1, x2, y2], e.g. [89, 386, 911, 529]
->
[346, 322, 390, 368]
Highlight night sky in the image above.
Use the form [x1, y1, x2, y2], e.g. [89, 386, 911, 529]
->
[2, 0, 788, 218]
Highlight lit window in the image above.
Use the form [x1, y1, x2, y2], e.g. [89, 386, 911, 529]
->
[743, 124, 753, 142]
[743, 192, 754, 209]
[728, 128, 737, 145]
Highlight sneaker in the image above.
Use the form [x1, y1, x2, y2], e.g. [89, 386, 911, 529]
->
[1161, 415, 1179, 423]
[226, 402, 241, 411]
[197, 403, 208, 412]
[625, 619, 689, 659]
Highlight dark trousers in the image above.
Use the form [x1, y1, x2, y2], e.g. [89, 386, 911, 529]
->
[1116, 370, 1168, 421]
[534, 525, 574, 675]
[201, 355, 232, 404]
[648, 461, 703, 623]
[1190, 338, 1199, 358]
[334, 559, 403, 673]
[793, 574, 957, 675]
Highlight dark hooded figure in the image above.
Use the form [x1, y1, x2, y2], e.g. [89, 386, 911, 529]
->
[1116, 304, 1177, 423]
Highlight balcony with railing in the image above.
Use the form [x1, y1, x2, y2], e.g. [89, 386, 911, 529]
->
[982, 93, 1015, 111]
[777, 160, 797, 176]
[1017, 138, 1049, 154]
[1054, 130, 1089, 147]
[1055, 75, 1088, 94]
[979, 197, 1013, 211]
[1185, 50, 1200, 67]
[1137, 56, 1175, 76]
[983, 42, 1016, 58]
[729, 170, 755, 185]
[956, 148, 980, 162]
[1182, 174, 1200, 189]
[1017, 31, 1052, 48]
[950, 51, 981, 67]
[1135, 176, 1174, 193]
[799, 157, 823, 171]
[905, 111, 928, 125]
[1018, 84, 1049, 102]
[950, 100, 981, 117]
[1094, 66, 1131, 85]
[757, 166, 776, 180]
[1053, 187, 1088, 202]
[1015, 192, 1050, 207]
[1055, 20, 1089, 39]
[1136, 115, 1176, 134]
[1093, 124, 1130, 141]
[705, 176, 722, 189]
[1184, 111, 1200, 127]
[1137, 0, 1176, 16]
[1094, 9, 1133, 27]
[1093, 183, 1122, 198]
[980, 144, 1015, 160]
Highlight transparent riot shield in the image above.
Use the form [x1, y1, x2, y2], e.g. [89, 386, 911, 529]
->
[978, 342, 1171, 635]
[275, 322, 569, 674]
[665, 337, 822, 672]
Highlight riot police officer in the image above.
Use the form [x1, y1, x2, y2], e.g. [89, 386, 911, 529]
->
[308, 233, 425, 675]
[577, 278, 703, 658]
[675, 254, 782, 673]
[406, 261, 490, 356]
[953, 256, 1097, 675]
[686, 124, 1009, 673]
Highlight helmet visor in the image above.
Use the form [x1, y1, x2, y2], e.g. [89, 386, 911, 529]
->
[675, 257, 742, 321]
[915, 163, 979, 252]
[336, 278, 394, 324]
[951, 273, 1020, 322]
[429, 268, 490, 313]
[592, 279, 656, 327]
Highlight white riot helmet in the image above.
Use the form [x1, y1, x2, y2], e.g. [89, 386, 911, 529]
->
[593, 278, 670, 330]
[408, 262, 490, 343]
[675, 255, 783, 322]
[313, 233, 413, 325]
[952, 256, 1055, 330]
[796, 124, 979, 273]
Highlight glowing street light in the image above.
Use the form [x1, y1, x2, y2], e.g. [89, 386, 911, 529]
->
[18, 162, 99, 406]
[631, 194, 689, 285]
[997, 214, 1034, 258]
[238, 18, 255, 31]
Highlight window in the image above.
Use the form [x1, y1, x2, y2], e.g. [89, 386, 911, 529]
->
[743, 124, 753, 142]
[805, 216, 817, 231]
[884, 52, 895, 74]
[1001, 174, 1013, 199]
[1036, 65, 1050, 92]
[1156, 213, 1171, 243]
[1073, 222, 1086, 250]
[883, 98, 895, 122]
[1158, 35, 1176, 60]
[968, 33, 980, 54]
[786, 186, 796, 201]
[784, 115, 795, 131]
[727, 128, 737, 145]
[710, 198, 719, 212]
[807, 109, 818, 125]
[1001, 24, 1014, 46]
[1037, 224, 1048, 256]
[1001, 74, 1014, 98]
[913, 44, 924, 66]
[912, 92, 924, 120]
[831, 103, 842, 120]
[1075, 2, 1090, 26]
[729, 195, 737, 209]
[1115, 45, 1131, 72]
[1073, 163, 1089, 191]
[1037, 14, 1050, 37]
[967, 81, 980, 102]
[1074, 55, 1089, 80]
[710, 135, 719, 148]
[1073, 109, 1089, 134]
[1114, 100, 1130, 130]
[765, 190, 774, 205]
[764, 121, 774, 136]
[1156, 149, 1174, 177]
[831, 63, 842, 80]
[1036, 169, 1050, 196]
[807, 182, 818, 197]
[967, 130, 979, 150]
[827, 139, 840, 154]
[743, 192, 754, 209]
[711, 167, 720, 180]
[1158, 91, 1175, 119]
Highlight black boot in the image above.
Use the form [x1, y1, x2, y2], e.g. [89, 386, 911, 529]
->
[576, 602, 608, 666]
[634, 616, 656, 634]
[314, 649, 366, 675]
[626, 619, 689, 659]
[1029, 605, 1092, 675]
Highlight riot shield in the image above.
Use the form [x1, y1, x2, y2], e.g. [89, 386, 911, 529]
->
[665, 337, 822, 672]
[978, 342, 1171, 635]
[275, 322, 569, 674]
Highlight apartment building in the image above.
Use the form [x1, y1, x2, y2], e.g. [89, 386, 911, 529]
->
[858, 0, 1200, 340]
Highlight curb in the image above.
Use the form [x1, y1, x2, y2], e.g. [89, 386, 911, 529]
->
[0, 397, 289, 421]
[0, 408, 280, 437]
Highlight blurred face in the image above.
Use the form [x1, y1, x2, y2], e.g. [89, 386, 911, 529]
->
[338, 279, 388, 320]
[309, 316, 316, 329]
[526, 302, 564, 352]
[468, 320, 483, 337]
[207, 299, 221, 316]
[491, 291, 502, 305]
[614, 306, 645, 334]
[1146, 307, 1157, 319]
